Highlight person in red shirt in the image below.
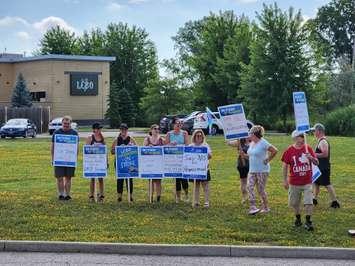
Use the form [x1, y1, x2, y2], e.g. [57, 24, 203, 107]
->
[281, 130, 319, 231]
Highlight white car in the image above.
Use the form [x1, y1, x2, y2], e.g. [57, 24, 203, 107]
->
[48, 117, 78, 135]
[193, 112, 223, 135]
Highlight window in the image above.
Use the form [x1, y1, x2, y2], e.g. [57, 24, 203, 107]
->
[31, 91, 46, 102]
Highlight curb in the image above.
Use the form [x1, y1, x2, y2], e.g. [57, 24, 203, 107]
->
[1, 240, 355, 260]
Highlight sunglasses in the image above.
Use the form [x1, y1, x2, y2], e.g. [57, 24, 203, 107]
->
[153, 127, 159, 130]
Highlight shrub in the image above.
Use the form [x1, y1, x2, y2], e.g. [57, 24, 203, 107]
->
[324, 105, 355, 136]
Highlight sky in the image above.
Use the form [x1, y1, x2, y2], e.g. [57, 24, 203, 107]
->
[0, 0, 331, 61]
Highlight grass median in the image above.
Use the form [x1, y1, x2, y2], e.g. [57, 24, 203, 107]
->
[0, 135, 354, 247]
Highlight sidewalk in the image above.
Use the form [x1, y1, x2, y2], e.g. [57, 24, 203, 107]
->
[1, 240, 354, 260]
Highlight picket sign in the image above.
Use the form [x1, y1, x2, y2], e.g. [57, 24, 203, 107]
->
[292, 91, 321, 182]
[217, 104, 249, 140]
[82, 145, 107, 178]
[53, 134, 78, 167]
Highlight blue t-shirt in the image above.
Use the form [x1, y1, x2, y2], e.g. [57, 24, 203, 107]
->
[51, 128, 78, 142]
[247, 138, 271, 173]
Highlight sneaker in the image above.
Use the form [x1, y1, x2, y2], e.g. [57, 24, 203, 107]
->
[88, 196, 95, 203]
[248, 207, 260, 215]
[204, 202, 209, 208]
[98, 195, 104, 203]
[304, 220, 314, 231]
[184, 194, 189, 203]
[58, 195, 65, 200]
[260, 208, 270, 214]
[194, 203, 200, 208]
[294, 218, 302, 227]
[313, 198, 318, 206]
[330, 200, 340, 208]
[117, 197, 122, 202]
[156, 196, 161, 203]
[64, 195, 72, 200]
[130, 197, 134, 202]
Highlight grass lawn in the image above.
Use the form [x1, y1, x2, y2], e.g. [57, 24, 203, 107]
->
[0, 135, 354, 247]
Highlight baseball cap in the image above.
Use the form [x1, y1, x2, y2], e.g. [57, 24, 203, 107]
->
[92, 123, 103, 129]
[291, 130, 304, 138]
[309, 123, 325, 132]
[119, 123, 129, 130]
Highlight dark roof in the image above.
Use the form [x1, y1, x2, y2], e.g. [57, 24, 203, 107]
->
[0, 54, 116, 63]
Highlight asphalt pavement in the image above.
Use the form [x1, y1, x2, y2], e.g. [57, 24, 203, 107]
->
[1, 252, 355, 266]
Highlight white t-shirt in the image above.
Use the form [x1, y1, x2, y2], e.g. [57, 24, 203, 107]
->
[247, 138, 271, 173]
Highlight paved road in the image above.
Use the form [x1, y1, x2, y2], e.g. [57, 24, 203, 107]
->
[36, 131, 147, 139]
[0, 252, 354, 266]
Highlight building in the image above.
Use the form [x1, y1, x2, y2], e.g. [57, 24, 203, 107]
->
[0, 53, 115, 123]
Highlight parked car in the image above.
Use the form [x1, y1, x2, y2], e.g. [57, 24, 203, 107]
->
[48, 117, 78, 135]
[181, 111, 203, 134]
[0, 118, 37, 138]
[193, 112, 223, 135]
[193, 111, 255, 135]
[159, 114, 187, 134]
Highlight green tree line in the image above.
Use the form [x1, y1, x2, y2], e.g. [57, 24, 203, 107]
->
[37, 0, 355, 134]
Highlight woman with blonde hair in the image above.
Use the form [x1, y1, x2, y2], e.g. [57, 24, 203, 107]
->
[143, 124, 164, 202]
[190, 129, 212, 208]
[246, 125, 278, 215]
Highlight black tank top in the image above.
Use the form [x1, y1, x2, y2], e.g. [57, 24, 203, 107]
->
[117, 135, 131, 146]
[316, 137, 330, 170]
[91, 134, 105, 145]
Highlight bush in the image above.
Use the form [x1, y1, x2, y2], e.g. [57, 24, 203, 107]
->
[324, 105, 355, 136]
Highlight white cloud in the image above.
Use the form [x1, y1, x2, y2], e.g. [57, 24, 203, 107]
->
[15, 31, 31, 41]
[33, 16, 76, 34]
[0, 16, 30, 27]
[106, 2, 123, 12]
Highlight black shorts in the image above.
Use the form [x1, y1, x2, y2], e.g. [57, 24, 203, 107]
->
[54, 166, 75, 178]
[237, 166, 249, 179]
[314, 168, 331, 186]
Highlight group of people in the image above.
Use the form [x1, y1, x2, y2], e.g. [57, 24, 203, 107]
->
[52, 116, 212, 207]
[51, 116, 341, 230]
[229, 123, 340, 231]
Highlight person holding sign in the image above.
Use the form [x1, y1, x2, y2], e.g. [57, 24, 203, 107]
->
[281, 131, 319, 231]
[247, 125, 278, 215]
[143, 124, 165, 203]
[85, 123, 106, 203]
[51, 116, 78, 201]
[311, 123, 340, 208]
[165, 117, 190, 203]
[227, 138, 250, 203]
[189, 129, 212, 208]
[111, 123, 137, 202]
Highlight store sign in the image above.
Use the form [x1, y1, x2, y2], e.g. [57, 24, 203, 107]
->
[70, 73, 98, 96]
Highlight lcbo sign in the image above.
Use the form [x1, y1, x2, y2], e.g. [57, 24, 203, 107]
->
[70, 73, 99, 96]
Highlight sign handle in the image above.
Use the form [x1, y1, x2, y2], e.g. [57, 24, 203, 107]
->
[127, 178, 131, 204]
[192, 179, 196, 208]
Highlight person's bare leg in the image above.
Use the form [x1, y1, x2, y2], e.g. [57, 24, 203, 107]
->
[57, 177, 64, 197]
[64, 176, 72, 196]
[156, 180, 162, 202]
[241, 178, 248, 203]
[313, 184, 320, 199]
[326, 185, 337, 202]
[99, 179, 104, 196]
[194, 181, 200, 206]
[89, 179, 95, 198]
[202, 181, 209, 207]
[305, 204, 313, 216]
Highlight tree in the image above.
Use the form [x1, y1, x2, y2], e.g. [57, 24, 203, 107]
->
[105, 23, 159, 125]
[240, 3, 312, 129]
[173, 11, 253, 110]
[106, 82, 122, 128]
[38, 26, 79, 55]
[310, 0, 355, 65]
[11, 73, 33, 107]
[77, 28, 107, 56]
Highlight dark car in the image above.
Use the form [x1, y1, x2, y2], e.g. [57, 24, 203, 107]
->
[0, 118, 37, 138]
[159, 114, 187, 134]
